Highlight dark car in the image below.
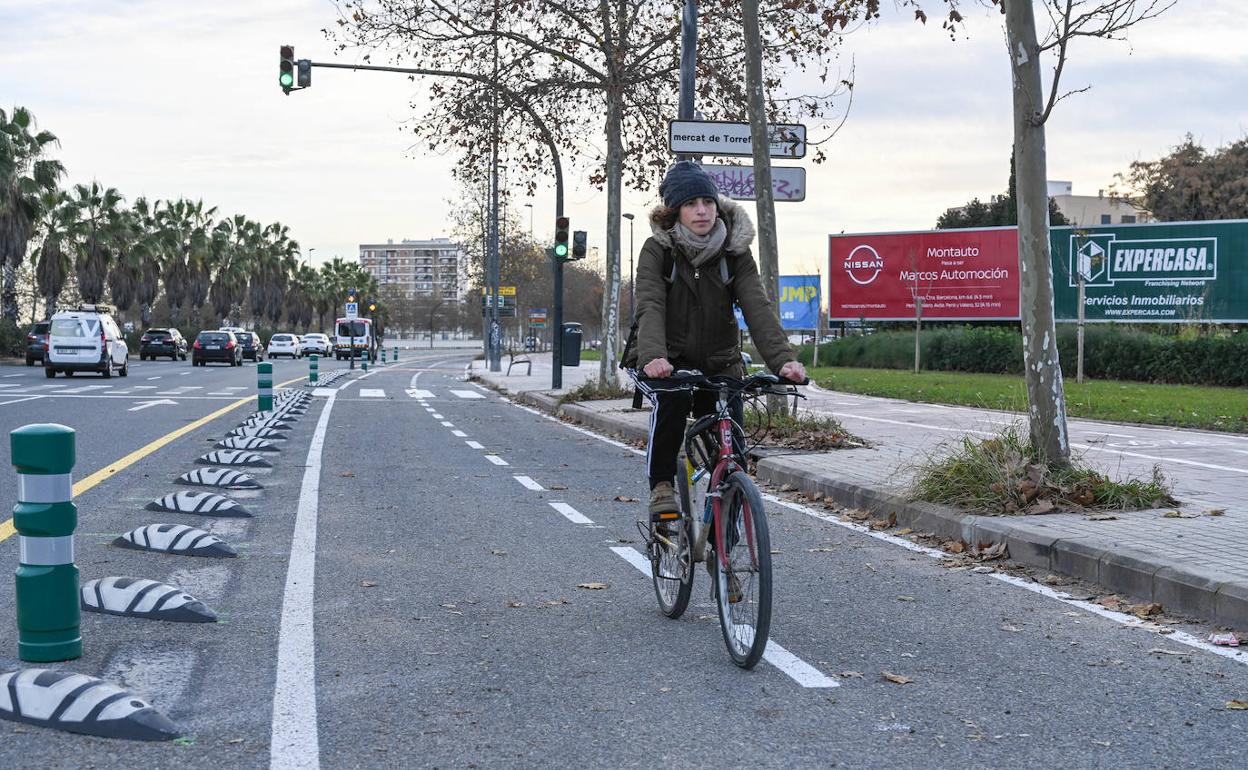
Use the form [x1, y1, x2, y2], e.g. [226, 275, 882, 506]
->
[191, 330, 242, 367]
[139, 328, 188, 361]
[235, 331, 264, 362]
[25, 321, 50, 365]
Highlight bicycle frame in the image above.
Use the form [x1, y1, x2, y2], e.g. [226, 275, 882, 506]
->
[703, 384, 758, 574]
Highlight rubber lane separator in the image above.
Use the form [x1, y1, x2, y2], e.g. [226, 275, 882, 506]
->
[609, 546, 839, 689]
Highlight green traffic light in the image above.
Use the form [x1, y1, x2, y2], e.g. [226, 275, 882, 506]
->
[280, 72, 294, 87]
[554, 244, 568, 257]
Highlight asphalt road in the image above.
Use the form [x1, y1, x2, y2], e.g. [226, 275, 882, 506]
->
[0, 348, 1245, 768]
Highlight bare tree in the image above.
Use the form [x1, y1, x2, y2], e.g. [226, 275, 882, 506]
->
[997, 0, 1174, 464]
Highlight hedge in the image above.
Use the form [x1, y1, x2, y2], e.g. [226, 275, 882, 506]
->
[798, 326, 1248, 387]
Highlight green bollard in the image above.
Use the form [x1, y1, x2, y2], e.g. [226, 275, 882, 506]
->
[393, 346, 398, 362]
[381, 348, 387, 364]
[309, 354, 319, 384]
[11, 424, 81, 662]
[362, 349, 369, 372]
[257, 361, 273, 412]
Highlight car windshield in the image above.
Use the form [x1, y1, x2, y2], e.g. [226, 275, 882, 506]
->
[236, 333, 254, 344]
[272, 335, 292, 342]
[51, 318, 97, 338]
[337, 322, 368, 337]
[198, 332, 228, 343]
[145, 330, 170, 338]
[32, 322, 50, 334]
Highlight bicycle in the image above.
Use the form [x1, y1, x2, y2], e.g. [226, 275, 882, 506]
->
[630, 368, 805, 669]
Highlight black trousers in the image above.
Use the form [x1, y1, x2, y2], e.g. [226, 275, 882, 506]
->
[646, 389, 745, 489]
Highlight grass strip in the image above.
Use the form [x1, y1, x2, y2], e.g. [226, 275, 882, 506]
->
[810, 366, 1248, 434]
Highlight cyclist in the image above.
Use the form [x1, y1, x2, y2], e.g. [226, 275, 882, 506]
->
[622, 160, 806, 530]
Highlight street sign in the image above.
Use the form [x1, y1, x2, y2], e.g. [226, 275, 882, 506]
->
[344, 301, 359, 319]
[499, 286, 516, 297]
[669, 120, 806, 159]
[702, 164, 806, 203]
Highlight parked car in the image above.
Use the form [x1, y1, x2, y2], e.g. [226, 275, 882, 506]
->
[267, 333, 301, 358]
[235, 331, 264, 362]
[298, 333, 332, 357]
[44, 304, 129, 378]
[139, 328, 188, 361]
[192, 330, 242, 367]
[25, 320, 50, 365]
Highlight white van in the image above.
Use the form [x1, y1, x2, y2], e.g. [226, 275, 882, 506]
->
[334, 317, 375, 360]
[45, 304, 130, 378]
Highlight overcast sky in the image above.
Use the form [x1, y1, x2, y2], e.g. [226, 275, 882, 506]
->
[3, 0, 1245, 286]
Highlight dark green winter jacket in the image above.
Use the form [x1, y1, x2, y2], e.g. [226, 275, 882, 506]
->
[623, 195, 794, 376]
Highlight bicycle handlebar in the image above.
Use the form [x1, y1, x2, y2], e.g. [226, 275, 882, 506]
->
[629, 368, 808, 395]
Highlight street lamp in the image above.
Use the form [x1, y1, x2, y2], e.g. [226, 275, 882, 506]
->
[622, 213, 635, 322]
[523, 203, 534, 239]
[305, 247, 316, 267]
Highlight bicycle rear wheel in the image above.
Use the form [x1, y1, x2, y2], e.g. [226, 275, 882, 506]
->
[651, 459, 694, 618]
[712, 472, 772, 669]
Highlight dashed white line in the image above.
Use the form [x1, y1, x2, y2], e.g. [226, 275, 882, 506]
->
[146, 376, 161, 380]
[1, 373, 21, 378]
[550, 502, 592, 524]
[0, 395, 42, 407]
[608, 546, 838, 688]
[465, 441, 484, 450]
[440, 421, 454, 427]
[514, 475, 544, 491]
[407, 389, 435, 399]
[432, 413, 444, 419]
[485, 455, 509, 466]
[452, 430, 467, 437]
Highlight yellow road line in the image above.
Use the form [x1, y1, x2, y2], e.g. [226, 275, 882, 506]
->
[1, 376, 306, 544]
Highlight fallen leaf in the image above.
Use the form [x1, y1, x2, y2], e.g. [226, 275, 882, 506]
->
[542, 599, 570, 606]
[550, 484, 568, 490]
[896, 528, 914, 536]
[1208, 508, 1227, 517]
[881, 671, 913, 685]
[1128, 602, 1163, 619]
[1163, 510, 1181, 518]
[1086, 514, 1118, 521]
[1148, 648, 1190, 657]
[613, 495, 639, 503]
[1028, 499, 1057, 515]
[489, 549, 507, 556]
[972, 566, 995, 574]
[943, 541, 966, 554]
[577, 582, 609, 590]
[808, 547, 837, 553]
[340, 471, 356, 478]
[779, 483, 795, 492]
[978, 541, 1008, 561]
[360, 580, 378, 588]
[1001, 624, 1021, 633]
[897, 595, 916, 602]
[227, 738, 244, 745]
[659, 687, 671, 693]
[1227, 700, 1248, 710]
[507, 601, 524, 608]
[439, 603, 457, 609]
[840, 671, 864, 679]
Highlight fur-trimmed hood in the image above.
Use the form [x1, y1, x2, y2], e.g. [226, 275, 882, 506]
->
[647, 195, 756, 255]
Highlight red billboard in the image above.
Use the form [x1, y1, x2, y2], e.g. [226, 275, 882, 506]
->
[829, 227, 1021, 321]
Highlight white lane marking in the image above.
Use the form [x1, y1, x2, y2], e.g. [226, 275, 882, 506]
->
[514, 475, 544, 491]
[609, 546, 838, 688]
[506, 400, 644, 455]
[207, 391, 234, 396]
[146, 376, 161, 380]
[56, 385, 111, 394]
[360, 389, 385, 398]
[550, 502, 592, 524]
[469, 382, 489, 392]
[177, 385, 202, 391]
[407, 389, 435, 399]
[431, 413, 444, 419]
[485, 455, 509, 466]
[1071, 442, 1248, 475]
[155, 391, 184, 396]
[425, 408, 436, 413]
[179, 371, 191, 376]
[270, 392, 333, 769]
[452, 430, 467, 437]
[2, 373, 21, 377]
[1092, 432, 1137, 439]
[0, 395, 42, 407]
[223, 386, 246, 391]
[128, 399, 178, 412]
[451, 390, 485, 399]
[465, 441, 484, 450]
[133, 385, 158, 390]
[440, 421, 454, 427]
[0, 383, 19, 388]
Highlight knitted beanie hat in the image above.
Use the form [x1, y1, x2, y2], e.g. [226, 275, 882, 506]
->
[659, 161, 719, 210]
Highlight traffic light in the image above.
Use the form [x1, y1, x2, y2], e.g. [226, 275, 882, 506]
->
[279, 45, 295, 93]
[572, 230, 588, 260]
[554, 216, 570, 259]
[297, 59, 311, 88]
[368, 302, 377, 313]
[347, 288, 357, 303]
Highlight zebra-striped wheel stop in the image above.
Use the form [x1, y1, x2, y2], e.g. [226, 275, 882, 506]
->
[81, 577, 217, 623]
[196, 449, 271, 468]
[145, 491, 251, 517]
[215, 436, 280, 452]
[176, 467, 262, 489]
[239, 417, 292, 431]
[0, 668, 182, 741]
[226, 426, 287, 440]
[114, 524, 237, 558]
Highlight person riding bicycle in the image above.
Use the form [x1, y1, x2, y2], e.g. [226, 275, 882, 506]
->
[622, 161, 807, 530]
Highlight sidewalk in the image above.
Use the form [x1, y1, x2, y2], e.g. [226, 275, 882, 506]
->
[470, 358, 1248, 629]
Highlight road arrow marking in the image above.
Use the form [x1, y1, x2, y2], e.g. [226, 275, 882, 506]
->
[129, 399, 177, 412]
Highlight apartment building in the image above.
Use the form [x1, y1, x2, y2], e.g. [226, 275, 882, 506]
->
[1048, 181, 1153, 227]
[358, 238, 467, 300]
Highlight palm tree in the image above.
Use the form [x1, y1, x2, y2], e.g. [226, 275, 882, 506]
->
[34, 189, 74, 318]
[159, 198, 215, 327]
[186, 199, 216, 321]
[210, 215, 258, 324]
[128, 197, 164, 328]
[0, 107, 66, 321]
[107, 205, 142, 314]
[70, 181, 124, 304]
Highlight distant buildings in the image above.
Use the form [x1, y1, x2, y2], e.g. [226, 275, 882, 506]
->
[1047, 181, 1153, 227]
[358, 238, 468, 300]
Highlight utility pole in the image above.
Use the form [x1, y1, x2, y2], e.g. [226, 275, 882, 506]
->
[677, 1, 697, 141]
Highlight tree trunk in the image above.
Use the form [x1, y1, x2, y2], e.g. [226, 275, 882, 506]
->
[45, 293, 58, 319]
[1005, 0, 1070, 465]
[598, 82, 624, 389]
[1, 262, 18, 322]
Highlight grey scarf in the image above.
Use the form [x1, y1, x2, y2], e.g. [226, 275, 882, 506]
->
[671, 219, 727, 268]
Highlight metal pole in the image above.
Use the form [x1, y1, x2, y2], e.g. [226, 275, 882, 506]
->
[487, 4, 502, 373]
[1077, 276, 1086, 384]
[623, 213, 635, 323]
[679, 0, 698, 122]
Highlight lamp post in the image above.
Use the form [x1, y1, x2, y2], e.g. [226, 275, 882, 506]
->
[622, 213, 635, 323]
[523, 203, 534, 239]
[305, 247, 316, 267]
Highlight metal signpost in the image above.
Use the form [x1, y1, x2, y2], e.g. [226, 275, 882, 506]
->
[669, 120, 807, 159]
[345, 299, 358, 370]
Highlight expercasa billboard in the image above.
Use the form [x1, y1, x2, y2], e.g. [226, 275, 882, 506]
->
[828, 227, 1020, 321]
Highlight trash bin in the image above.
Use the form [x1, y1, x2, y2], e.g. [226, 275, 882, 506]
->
[561, 323, 583, 367]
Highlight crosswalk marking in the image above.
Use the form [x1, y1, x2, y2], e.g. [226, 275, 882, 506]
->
[406, 389, 435, 399]
[451, 390, 485, 399]
[360, 389, 385, 398]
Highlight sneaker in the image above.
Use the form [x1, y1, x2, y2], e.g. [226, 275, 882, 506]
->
[649, 481, 678, 517]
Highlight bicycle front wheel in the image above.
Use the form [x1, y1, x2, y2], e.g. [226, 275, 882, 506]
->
[712, 472, 772, 669]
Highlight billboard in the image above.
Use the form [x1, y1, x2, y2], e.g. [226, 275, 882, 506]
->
[1051, 220, 1248, 323]
[828, 228, 1020, 321]
[733, 275, 821, 330]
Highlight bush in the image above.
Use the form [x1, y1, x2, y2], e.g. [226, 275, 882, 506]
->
[801, 325, 1248, 387]
[0, 318, 23, 358]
